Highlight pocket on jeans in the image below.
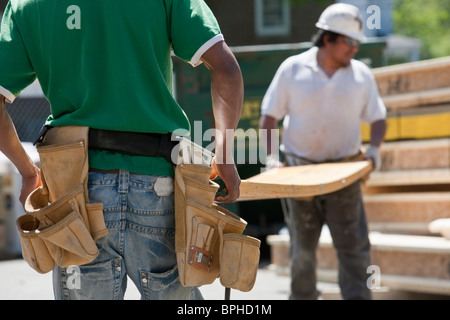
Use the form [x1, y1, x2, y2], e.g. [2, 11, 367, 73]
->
[140, 264, 191, 300]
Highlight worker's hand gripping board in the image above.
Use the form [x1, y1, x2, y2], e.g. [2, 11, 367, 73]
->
[215, 160, 373, 201]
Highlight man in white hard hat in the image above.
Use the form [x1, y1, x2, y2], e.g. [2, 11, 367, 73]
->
[259, 3, 387, 300]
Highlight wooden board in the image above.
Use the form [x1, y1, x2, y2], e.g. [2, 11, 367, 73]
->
[365, 168, 450, 187]
[372, 56, 450, 96]
[268, 232, 450, 294]
[377, 138, 450, 171]
[381, 87, 450, 109]
[237, 160, 372, 201]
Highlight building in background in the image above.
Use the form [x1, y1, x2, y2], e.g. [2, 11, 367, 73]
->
[206, 0, 332, 46]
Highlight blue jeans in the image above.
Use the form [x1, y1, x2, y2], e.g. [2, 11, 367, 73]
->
[53, 169, 203, 300]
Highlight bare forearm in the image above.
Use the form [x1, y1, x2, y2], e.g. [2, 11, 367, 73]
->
[0, 97, 37, 178]
[370, 119, 387, 147]
[204, 42, 243, 163]
[259, 114, 279, 156]
[0, 96, 41, 205]
[201, 41, 243, 202]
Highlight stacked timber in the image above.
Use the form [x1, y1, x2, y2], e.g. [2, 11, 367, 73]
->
[267, 56, 450, 297]
[364, 138, 450, 235]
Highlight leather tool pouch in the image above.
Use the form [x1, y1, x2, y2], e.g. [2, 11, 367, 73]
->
[175, 162, 261, 292]
[16, 126, 108, 274]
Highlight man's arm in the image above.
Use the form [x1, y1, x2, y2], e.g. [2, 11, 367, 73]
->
[259, 114, 278, 156]
[369, 119, 387, 148]
[200, 40, 243, 202]
[0, 95, 41, 205]
[259, 114, 283, 168]
[364, 118, 387, 171]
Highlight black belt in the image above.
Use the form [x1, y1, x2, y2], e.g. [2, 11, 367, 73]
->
[35, 126, 180, 166]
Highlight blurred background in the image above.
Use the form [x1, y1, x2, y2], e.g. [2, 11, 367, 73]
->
[0, 0, 449, 299]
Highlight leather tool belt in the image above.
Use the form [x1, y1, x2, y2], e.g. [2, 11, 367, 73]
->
[16, 126, 108, 273]
[18, 125, 261, 291]
[174, 146, 261, 292]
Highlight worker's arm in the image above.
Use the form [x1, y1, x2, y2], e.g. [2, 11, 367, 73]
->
[200, 40, 243, 202]
[259, 114, 279, 156]
[369, 119, 387, 148]
[0, 95, 41, 206]
[259, 114, 283, 168]
[364, 118, 387, 171]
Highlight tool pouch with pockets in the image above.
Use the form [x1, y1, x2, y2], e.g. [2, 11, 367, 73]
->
[16, 126, 108, 274]
[174, 162, 261, 292]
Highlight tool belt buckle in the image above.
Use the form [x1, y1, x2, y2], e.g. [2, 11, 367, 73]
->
[189, 246, 213, 272]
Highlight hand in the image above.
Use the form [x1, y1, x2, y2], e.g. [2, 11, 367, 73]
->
[211, 160, 241, 203]
[19, 166, 42, 206]
[264, 154, 284, 170]
[363, 145, 381, 171]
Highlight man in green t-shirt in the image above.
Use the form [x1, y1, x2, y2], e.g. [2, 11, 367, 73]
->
[0, 0, 243, 299]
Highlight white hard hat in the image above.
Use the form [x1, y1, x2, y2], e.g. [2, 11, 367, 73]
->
[315, 3, 366, 42]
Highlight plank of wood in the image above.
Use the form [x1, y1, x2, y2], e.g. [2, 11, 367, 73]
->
[317, 269, 450, 296]
[377, 138, 450, 171]
[364, 192, 450, 234]
[365, 168, 450, 188]
[237, 160, 372, 201]
[364, 192, 450, 222]
[268, 232, 450, 284]
[382, 87, 450, 109]
[362, 106, 450, 142]
[373, 56, 450, 96]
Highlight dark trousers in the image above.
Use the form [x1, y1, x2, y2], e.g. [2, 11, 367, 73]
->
[282, 154, 372, 300]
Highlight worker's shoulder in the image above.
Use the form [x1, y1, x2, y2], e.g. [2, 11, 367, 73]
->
[350, 58, 376, 79]
[280, 47, 317, 70]
[9, 0, 35, 8]
[350, 57, 376, 74]
[7, 0, 42, 14]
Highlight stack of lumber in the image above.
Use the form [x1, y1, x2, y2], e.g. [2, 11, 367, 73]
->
[364, 138, 450, 235]
[267, 56, 450, 296]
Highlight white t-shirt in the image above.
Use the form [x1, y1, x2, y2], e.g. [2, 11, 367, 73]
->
[261, 46, 386, 162]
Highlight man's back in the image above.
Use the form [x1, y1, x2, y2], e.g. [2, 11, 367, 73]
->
[0, 0, 220, 131]
[0, 0, 223, 176]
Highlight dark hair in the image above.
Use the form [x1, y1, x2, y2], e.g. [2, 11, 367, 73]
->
[312, 30, 341, 47]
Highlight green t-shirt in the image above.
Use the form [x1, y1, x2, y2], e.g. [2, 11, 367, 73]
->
[0, 0, 222, 177]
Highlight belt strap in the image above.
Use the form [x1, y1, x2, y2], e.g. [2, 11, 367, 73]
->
[35, 126, 179, 166]
[89, 128, 179, 165]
